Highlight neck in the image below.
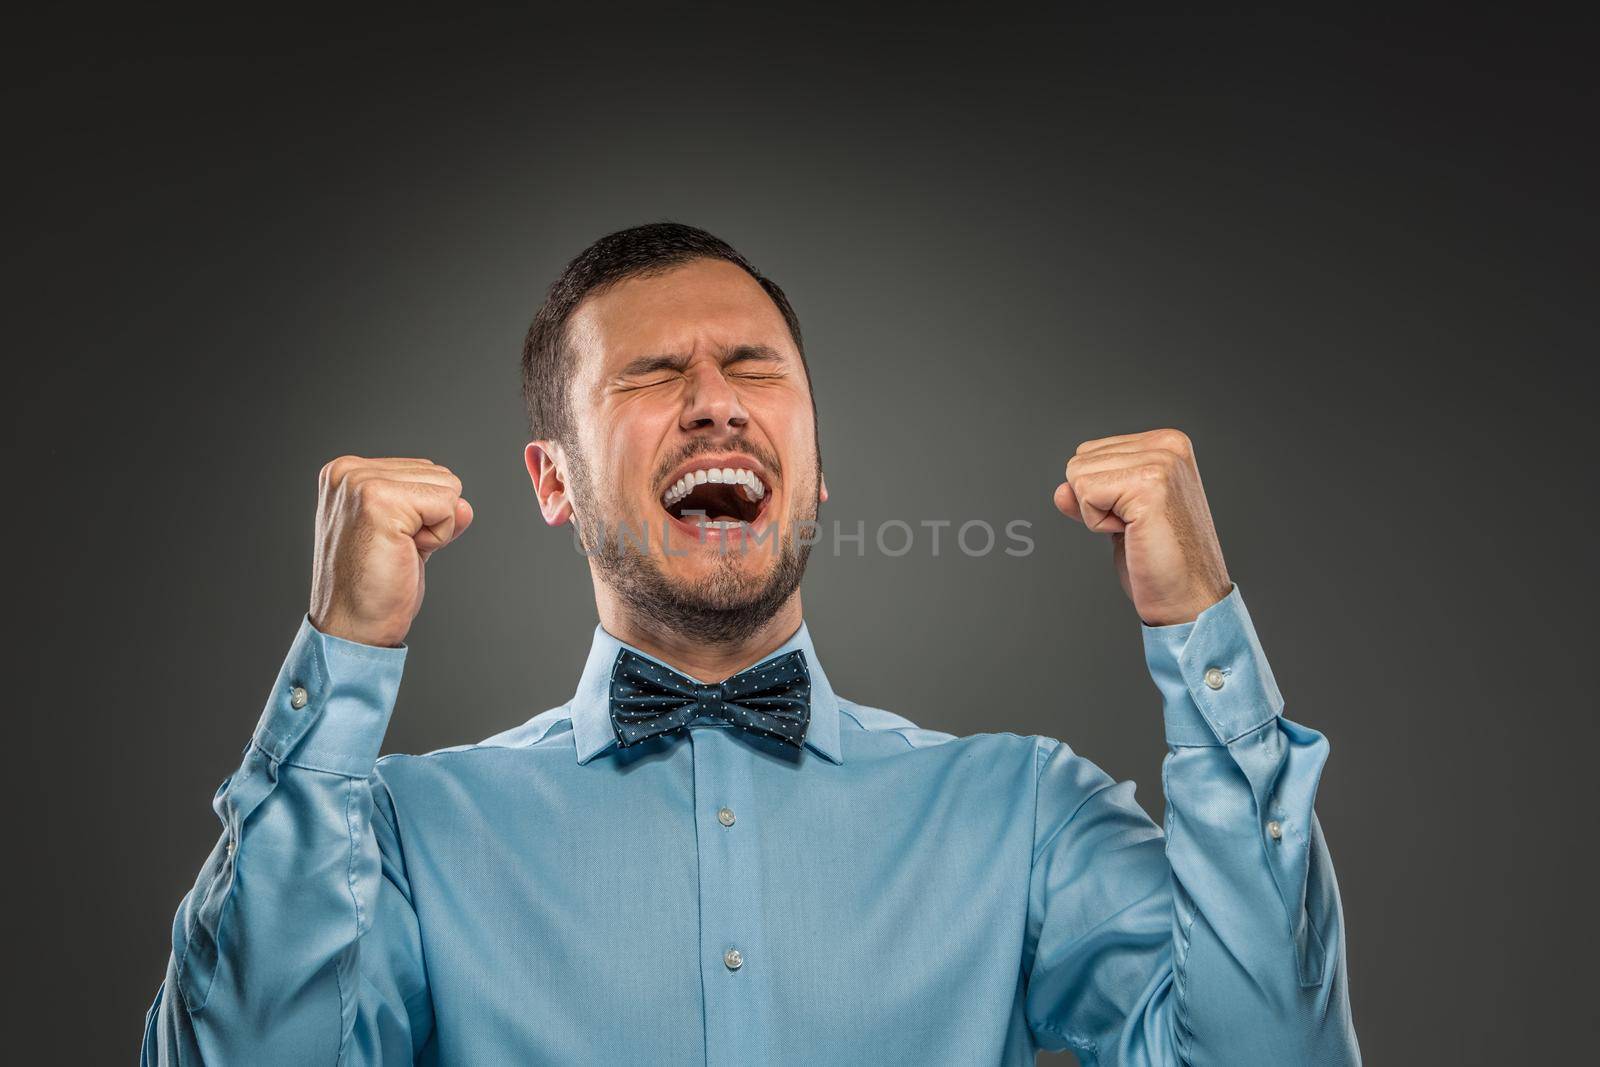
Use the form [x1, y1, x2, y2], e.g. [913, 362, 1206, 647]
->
[595, 590, 805, 683]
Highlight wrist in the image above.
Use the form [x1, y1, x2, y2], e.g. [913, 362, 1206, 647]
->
[308, 610, 408, 649]
[1139, 577, 1234, 627]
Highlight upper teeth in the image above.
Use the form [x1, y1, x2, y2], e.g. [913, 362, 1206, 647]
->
[661, 465, 768, 507]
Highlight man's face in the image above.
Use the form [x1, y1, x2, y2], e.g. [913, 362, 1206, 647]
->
[531, 257, 825, 641]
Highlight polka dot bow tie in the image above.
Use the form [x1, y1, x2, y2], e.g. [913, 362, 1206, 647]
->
[608, 648, 812, 750]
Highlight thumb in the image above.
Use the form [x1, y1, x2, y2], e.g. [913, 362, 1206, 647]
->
[1053, 480, 1082, 522]
[416, 497, 474, 559]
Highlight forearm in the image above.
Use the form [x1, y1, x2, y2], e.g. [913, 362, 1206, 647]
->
[143, 616, 411, 1064]
[1146, 585, 1358, 1064]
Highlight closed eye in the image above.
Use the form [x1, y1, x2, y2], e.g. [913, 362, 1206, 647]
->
[614, 374, 680, 391]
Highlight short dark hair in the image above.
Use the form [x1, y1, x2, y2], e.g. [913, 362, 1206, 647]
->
[521, 221, 811, 446]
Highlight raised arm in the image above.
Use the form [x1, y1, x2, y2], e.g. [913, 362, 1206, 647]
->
[141, 455, 473, 1062]
[1027, 428, 1359, 1063]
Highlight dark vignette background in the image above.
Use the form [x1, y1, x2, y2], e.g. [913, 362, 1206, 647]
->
[8, 7, 1596, 1063]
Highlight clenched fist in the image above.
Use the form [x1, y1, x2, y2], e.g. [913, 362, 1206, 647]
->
[1053, 428, 1232, 627]
[309, 456, 474, 648]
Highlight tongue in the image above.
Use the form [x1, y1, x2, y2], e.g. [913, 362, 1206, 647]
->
[674, 482, 752, 522]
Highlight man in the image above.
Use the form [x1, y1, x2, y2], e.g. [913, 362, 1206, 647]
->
[142, 222, 1359, 1064]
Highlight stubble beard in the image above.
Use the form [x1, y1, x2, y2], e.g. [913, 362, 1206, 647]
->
[567, 444, 817, 647]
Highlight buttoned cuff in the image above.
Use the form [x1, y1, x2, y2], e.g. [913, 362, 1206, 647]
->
[1141, 583, 1285, 747]
[248, 614, 408, 776]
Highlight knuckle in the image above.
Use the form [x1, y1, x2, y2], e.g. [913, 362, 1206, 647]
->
[1137, 463, 1169, 484]
[1155, 428, 1192, 454]
[352, 477, 390, 511]
[324, 454, 372, 488]
[1068, 455, 1101, 479]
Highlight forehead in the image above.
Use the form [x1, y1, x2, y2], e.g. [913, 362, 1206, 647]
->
[565, 257, 795, 377]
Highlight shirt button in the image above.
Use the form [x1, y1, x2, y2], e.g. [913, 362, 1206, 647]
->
[224, 837, 236, 856]
[717, 807, 736, 827]
[289, 686, 309, 709]
[1203, 667, 1226, 690]
[1267, 820, 1283, 840]
[723, 948, 743, 971]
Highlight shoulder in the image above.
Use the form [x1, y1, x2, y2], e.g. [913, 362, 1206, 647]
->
[835, 695, 1049, 768]
[835, 696, 957, 749]
[373, 705, 577, 784]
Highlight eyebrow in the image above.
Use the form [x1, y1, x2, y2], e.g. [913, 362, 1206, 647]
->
[616, 344, 785, 379]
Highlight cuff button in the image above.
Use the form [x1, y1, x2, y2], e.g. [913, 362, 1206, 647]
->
[289, 686, 309, 709]
[1203, 667, 1226, 690]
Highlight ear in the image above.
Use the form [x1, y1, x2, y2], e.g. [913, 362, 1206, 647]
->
[524, 440, 574, 526]
[818, 470, 829, 504]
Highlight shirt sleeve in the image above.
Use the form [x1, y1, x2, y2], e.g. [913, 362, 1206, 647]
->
[141, 615, 434, 1064]
[1023, 584, 1360, 1065]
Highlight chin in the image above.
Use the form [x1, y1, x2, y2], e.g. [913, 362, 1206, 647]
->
[603, 526, 810, 646]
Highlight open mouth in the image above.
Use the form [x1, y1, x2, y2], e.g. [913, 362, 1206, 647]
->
[660, 464, 770, 529]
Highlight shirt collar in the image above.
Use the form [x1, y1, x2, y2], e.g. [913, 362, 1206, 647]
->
[568, 620, 844, 766]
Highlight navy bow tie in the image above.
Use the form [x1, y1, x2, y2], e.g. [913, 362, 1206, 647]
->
[609, 647, 812, 750]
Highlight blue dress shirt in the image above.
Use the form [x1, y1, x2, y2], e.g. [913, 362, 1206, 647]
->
[142, 584, 1359, 1064]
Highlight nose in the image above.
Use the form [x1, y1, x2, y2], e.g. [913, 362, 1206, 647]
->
[679, 361, 750, 433]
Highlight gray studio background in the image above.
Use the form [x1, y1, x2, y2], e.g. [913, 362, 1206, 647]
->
[10, 9, 1595, 1064]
